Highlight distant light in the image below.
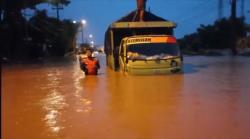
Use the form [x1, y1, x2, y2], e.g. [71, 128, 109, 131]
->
[81, 19, 86, 25]
[89, 34, 93, 38]
[73, 20, 77, 24]
[90, 41, 94, 47]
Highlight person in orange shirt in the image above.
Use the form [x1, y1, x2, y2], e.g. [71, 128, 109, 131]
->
[80, 49, 100, 75]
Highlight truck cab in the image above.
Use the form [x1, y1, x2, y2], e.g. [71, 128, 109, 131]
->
[119, 35, 183, 75]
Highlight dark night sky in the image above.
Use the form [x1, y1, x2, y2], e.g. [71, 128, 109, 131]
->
[32, 0, 250, 46]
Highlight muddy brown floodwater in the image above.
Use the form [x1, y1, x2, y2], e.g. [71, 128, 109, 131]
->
[2, 55, 250, 139]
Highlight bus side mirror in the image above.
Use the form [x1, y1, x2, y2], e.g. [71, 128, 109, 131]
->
[125, 57, 128, 63]
[180, 53, 183, 61]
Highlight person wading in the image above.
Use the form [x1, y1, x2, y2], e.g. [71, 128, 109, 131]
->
[79, 49, 100, 75]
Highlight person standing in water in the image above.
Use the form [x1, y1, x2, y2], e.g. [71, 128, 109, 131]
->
[79, 48, 100, 75]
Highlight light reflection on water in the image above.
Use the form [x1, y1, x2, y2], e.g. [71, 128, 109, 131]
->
[2, 55, 250, 139]
[41, 70, 68, 135]
[42, 91, 66, 133]
[73, 68, 93, 114]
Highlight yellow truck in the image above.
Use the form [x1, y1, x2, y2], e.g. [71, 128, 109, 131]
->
[104, 0, 182, 74]
[105, 21, 177, 71]
[118, 35, 183, 75]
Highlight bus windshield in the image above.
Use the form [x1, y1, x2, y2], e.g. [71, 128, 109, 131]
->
[127, 43, 180, 60]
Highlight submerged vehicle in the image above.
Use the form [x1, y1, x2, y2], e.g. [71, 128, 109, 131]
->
[104, 0, 182, 74]
[105, 20, 176, 71]
[119, 35, 183, 75]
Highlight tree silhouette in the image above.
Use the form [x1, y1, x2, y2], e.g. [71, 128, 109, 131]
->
[48, 0, 70, 6]
[0, 0, 71, 59]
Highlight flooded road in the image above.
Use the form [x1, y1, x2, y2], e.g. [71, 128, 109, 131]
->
[2, 55, 250, 139]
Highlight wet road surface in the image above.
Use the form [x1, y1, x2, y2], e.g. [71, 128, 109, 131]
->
[2, 55, 250, 139]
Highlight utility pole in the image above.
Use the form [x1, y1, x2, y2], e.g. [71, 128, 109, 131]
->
[0, 9, 2, 22]
[230, 0, 237, 20]
[52, 3, 63, 20]
[0, 0, 3, 22]
[241, 0, 245, 17]
[230, 0, 238, 55]
[218, 0, 223, 19]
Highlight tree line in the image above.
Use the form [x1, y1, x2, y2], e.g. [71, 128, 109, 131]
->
[0, 0, 78, 61]
[179, 0, 249, 56]
[178, 17, 249, 56]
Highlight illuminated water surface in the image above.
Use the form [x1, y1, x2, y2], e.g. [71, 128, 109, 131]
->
[2, 55, 250, 139]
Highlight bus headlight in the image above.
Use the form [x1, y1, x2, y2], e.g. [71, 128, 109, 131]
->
[171, 60, 178, 67]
